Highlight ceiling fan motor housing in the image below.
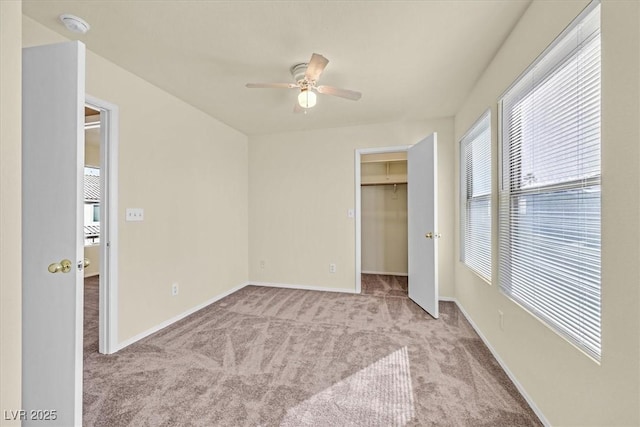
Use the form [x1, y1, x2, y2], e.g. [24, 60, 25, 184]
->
[290, 63, 309, 84]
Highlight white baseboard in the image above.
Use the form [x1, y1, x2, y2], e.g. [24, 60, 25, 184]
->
[362, 271, 408, 277]
[438, 296, 456, 302]
[250, 281, 357, 294]
[449, 298, 550, 427]
[116, 281, 250, 351]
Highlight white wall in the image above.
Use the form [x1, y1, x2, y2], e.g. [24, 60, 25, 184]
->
[23, 17, 250, 344]
[361, 184, 408, 275]
[248, 118, 455, 297]
[0, 1, 22, 423]
[453, 1, 640, 425]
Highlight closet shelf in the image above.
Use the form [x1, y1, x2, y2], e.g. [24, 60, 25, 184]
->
[360, 152, 407, 164]
[360, 158, 406, 164]
[361, 178, 407, 186]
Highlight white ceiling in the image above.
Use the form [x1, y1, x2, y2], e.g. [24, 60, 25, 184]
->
[23, 1, 531, 136]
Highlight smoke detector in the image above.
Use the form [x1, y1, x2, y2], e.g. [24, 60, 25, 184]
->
[59, 14, 90, 34]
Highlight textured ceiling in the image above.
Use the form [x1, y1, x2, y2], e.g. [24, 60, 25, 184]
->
[23, 1, 531, 136]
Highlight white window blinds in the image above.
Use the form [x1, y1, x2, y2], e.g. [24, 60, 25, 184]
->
[499, 2, 601, 360]
[460, 111, 491, 281]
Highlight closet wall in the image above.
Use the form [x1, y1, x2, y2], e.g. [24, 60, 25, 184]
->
[361, 155, 408, 275]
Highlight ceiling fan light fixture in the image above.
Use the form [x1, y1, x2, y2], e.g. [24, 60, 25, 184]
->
[298, 89, 317, 109]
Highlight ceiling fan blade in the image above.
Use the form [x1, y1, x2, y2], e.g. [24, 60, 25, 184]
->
[304, 53, 329, 82]
[316, 85, 362, 101]
[246, 83, 298, 89]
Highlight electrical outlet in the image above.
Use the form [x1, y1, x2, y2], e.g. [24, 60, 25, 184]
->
[329, 263, 336, 273]
[260, 260, 265, 269]
[498, 310, 504, 331]
[172, 283, 179, 296]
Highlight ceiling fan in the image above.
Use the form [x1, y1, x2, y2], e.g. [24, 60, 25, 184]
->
[246, 53, 362, 112]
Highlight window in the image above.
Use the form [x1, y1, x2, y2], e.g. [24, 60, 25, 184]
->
[84, 167, 100, 246]
[93, 205, 100, 222]
[499, 2, 601, 360]
[460, 111, 491, 281]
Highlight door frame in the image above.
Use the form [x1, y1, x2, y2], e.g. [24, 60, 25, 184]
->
[85, 95, 119, 354]
[354, 145, 411, 293]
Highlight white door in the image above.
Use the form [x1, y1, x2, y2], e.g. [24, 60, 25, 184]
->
[22, 41, 86, 426]
[407, 133, 439, 318]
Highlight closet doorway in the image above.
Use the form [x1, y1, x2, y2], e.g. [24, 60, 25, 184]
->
[355, 146, 410, 295]
[355, 135, 439, 317]
[360, 151, 409, 295]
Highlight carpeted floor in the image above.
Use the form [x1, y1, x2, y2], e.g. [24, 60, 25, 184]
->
[83, 274, 541, 426]
[361, 273, 408, 298]
[84, 275, 100, 359]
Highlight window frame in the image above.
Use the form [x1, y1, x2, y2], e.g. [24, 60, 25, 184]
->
[459, 109, 492, 282]
[497, 0, 602, 361]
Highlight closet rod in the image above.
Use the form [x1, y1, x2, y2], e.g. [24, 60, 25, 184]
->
[361, 182, 407, 186]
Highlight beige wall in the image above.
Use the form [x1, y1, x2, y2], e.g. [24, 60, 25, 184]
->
[14, 2, 639, 424]
[453, 0, 640, 425]
[23, 17, 250, 343]
[361, 184, 408, 275]
[84, 245, 100, 277]
[0, 1, 22, 422]
[85, 136, 100, 166]
[85, 131, 101, 277]
[248, 118, 455, 297]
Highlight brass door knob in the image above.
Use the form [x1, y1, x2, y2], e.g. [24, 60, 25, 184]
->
[425, 232, 442, 239]
[48, 259, 72, 274]
[84, 258, 91, 268]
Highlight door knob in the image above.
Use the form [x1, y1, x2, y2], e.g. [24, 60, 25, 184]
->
[48, 259, 72, 274]
[425, 232, 441, 239]
[84, 258, 91, 268]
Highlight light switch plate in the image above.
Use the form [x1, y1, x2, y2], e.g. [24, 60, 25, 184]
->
[126, 208, 144, 221]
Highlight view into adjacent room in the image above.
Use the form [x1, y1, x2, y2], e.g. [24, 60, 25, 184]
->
[84, 106, 100, 357]
[360, 152, 408, 297]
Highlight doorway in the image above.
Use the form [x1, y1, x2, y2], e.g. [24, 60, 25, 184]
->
[360, 151, 409, 297]
[355, 135, 439, 318]
[355, 146, 410, 294]
[85, 95, 119, 355]
[22, 41, 119, 425]
[83, 106, 101, 357]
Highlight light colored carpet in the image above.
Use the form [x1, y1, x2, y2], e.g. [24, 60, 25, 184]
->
[84, 275, 99, 359]
[280, 345, 414, 426]
[83, 275, 541, 426]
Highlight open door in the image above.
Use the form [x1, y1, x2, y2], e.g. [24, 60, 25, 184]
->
[22, 41, 86, 426]
[407, 133, 439, 318]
